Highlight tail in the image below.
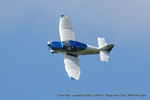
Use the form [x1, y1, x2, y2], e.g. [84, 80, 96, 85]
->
[97, 37, 114, 62]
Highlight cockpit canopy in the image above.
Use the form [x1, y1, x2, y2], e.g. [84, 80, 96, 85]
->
[68, 40, 87, 50]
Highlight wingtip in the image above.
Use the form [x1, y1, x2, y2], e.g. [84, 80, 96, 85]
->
[60, 14, 65, 18]
[70, 77, 79, 80]
[71, 77, 76, 80]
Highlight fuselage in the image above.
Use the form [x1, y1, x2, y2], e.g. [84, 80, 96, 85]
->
[47, 40, 100, 56]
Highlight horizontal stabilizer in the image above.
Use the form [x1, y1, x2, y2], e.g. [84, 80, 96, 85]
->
[100, 51, 109, 62]
[97, 37, 114, 62]
[97, 37, 107, 48]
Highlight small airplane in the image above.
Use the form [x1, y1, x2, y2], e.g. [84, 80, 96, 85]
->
[47, 15, 114, 80]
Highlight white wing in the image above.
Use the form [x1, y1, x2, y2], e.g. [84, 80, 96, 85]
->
[63, 53, 80, 80]
[59, 15, 75, 41]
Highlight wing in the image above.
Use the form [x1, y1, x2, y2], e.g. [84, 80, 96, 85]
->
[63, 53, 80, 80]
[59, 15, 75, 41]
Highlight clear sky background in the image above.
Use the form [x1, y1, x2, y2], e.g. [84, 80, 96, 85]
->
[0, 0, 150, 100]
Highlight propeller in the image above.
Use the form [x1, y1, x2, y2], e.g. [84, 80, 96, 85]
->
[47, 40, 52, 50]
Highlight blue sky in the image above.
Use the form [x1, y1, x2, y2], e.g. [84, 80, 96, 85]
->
[0, 0, 150, 100]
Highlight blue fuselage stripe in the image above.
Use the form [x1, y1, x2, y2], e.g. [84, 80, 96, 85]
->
[50, 40, 87, 52]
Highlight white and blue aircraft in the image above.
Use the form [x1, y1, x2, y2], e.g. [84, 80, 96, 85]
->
[47, 15, 114, 80]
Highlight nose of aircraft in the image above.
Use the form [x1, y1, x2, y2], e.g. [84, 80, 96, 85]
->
[47, 41, 52, 50]
[47, 41, 51, 46]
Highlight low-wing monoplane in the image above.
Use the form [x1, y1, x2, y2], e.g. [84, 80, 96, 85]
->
[47, 15, 114, 80]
